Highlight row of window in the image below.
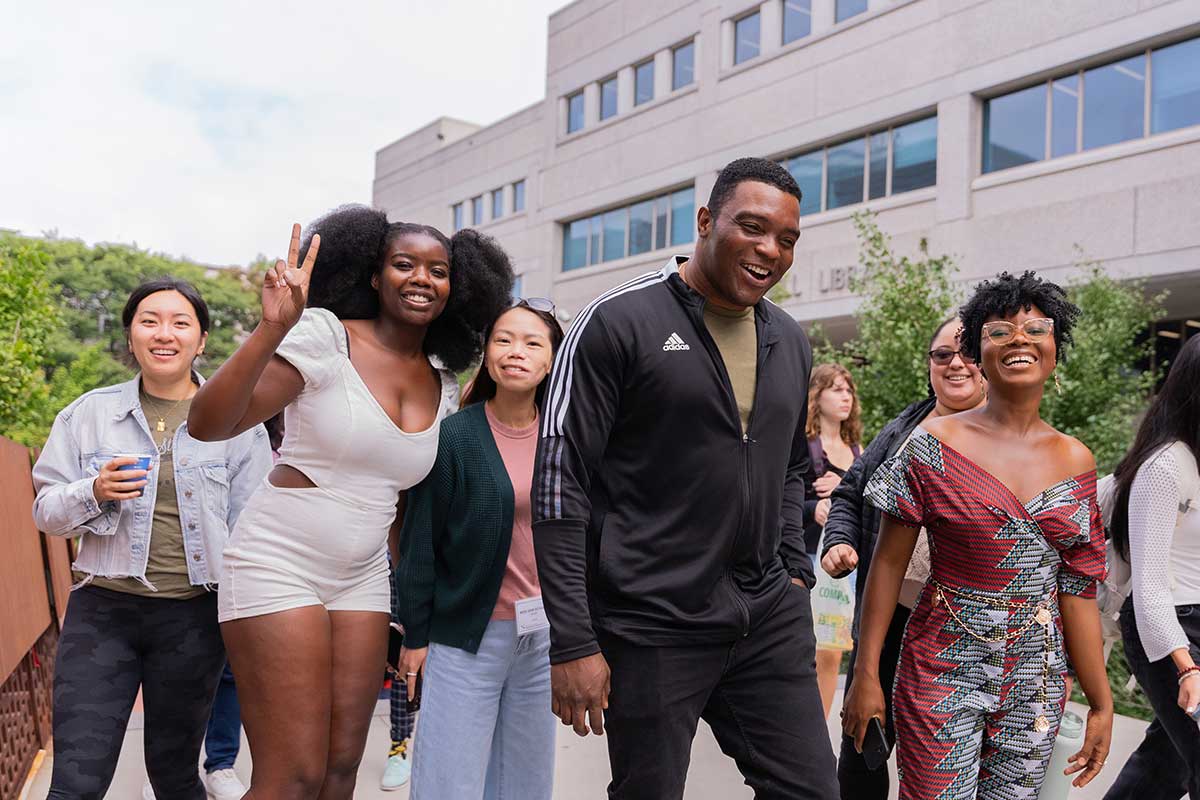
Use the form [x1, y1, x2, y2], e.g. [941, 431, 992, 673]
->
[983, 36, 1200, 173]
[451, 180, 527, 231]
[734, 0, 869, 66]
[781, 116, 937, 215]
[559, 114, 933, 272]
[566, 40, 696, 134]
[562, 187, 695, 271]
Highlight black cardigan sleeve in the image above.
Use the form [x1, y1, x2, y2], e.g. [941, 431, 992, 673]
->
[820, 454, 872, 578]
[394, 427, 456, 649]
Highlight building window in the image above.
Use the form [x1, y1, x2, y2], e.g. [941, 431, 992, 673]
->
[471, 196, 483, 226]
[669, 187, 695, 246]
[629, 199, 654, 255]
[891, 116, 937, 194]
[511, 274, 524, 302]
[826, 138, 866, 211]
[786, 152, 822, 217]
[567, 91, 585, 133]
[672, 41, 695, 90]
[1084, 54, 1146, 151]
[635, 61, 655, 106]
[600, 76, 619, 121]
[867, 131, 887, 200]
[983, 38, 1200, 174]
[983, 84, 1045, 172]
[451, 203, 463, 232]
[836, 0, 869, 23]
[491, 188, 504, 220]
[1050, 75, 1079, 158]
[782, 115, 938, 215]
[783, 0, 812, 45]
[1152, 38, 1200, 134]
[513, 180, 526, 213]
[734, 12, 761, 65]
[561, 186, 696, 271]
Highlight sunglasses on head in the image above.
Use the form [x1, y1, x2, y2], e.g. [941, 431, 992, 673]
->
[512, 296, 555, 314]
[928, 348, 975, 366]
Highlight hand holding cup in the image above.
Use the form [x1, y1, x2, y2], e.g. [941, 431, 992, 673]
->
[93, 455, 153, 502]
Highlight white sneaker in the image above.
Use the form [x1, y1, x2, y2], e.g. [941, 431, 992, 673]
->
[141, 780, 156, 800]
[205, 768, 248, 800]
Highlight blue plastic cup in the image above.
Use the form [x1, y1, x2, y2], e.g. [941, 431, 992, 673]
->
[115, 454, 153, 496]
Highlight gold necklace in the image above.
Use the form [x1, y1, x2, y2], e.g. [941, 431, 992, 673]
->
[142, 391, 190, 433]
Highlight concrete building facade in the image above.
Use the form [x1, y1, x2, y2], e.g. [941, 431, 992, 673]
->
[373, 0, 1200, 354]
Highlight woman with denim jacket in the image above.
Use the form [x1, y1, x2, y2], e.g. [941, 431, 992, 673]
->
[32, 277, 272, 800]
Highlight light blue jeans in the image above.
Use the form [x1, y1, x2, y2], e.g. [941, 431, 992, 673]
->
[411, 619, 555, 800]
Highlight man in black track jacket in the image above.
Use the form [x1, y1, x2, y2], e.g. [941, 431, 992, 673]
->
[532, 158, 837, 799]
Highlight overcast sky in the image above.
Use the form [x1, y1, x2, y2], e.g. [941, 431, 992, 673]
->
[3, 1, 567, 266]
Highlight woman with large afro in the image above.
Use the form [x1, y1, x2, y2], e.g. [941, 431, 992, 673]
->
[842, 271, 1113, 798]
[189, 204, 514, 799]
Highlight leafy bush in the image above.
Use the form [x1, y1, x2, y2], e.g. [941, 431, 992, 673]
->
[1041, 255, 1165, 474]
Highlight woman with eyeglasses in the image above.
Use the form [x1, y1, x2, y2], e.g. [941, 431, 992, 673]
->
[395, 297, 565, 800]
[842, 271, 1112, 798]
[820, 315, 986, 799]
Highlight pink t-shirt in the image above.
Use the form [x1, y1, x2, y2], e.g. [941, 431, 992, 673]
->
[486, 403, 541, 620]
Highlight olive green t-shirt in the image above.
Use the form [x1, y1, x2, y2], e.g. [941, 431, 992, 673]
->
[87, 390, 203, 599]
[703, 304, 758, 433]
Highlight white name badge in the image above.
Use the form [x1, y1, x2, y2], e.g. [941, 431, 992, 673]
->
[515, 595, 550, 636]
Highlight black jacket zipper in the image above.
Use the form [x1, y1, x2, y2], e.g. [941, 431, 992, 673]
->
[687, 296, 772, 637]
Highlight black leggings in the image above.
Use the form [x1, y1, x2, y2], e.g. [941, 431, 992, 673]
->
[47, 585, 226, 800]
[1104, 598, 1200, 800]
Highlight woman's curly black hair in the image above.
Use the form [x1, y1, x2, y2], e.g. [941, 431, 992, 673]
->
[297, 204, 515, 372]
[958, 270, 1081, 365]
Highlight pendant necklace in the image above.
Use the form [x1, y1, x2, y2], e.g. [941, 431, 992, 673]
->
[142, 391, 189, 433]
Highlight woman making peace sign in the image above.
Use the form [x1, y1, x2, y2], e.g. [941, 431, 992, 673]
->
[189, 205, 513, 799]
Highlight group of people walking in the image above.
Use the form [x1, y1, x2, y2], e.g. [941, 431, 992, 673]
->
[29, 154, 1200, 800]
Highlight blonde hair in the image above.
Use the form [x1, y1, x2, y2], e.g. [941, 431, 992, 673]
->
[805, 363, 862, 446]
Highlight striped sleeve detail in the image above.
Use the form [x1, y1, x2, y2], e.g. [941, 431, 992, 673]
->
[537, 268, 670, 522]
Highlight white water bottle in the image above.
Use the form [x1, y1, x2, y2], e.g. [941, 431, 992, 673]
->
[1040, 710, 1084, 800]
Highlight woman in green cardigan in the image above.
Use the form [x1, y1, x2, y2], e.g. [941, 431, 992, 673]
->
[396, 298, 564, 800]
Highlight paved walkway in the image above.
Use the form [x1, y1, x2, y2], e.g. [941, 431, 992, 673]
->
[25, 684, 1147, 799]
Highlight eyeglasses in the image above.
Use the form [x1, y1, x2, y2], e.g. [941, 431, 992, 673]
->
[928, 348, 975, 366]
[981, 317, 1054, 346]
[512, 296, 555, 314]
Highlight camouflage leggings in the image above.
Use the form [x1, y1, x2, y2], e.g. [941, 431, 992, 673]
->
[47, 585, 226, 800]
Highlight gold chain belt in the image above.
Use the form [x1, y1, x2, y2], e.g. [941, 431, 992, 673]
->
[929, 579, 1058, 732]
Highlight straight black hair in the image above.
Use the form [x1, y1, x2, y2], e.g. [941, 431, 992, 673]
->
[1110, 334, 1200, 559]
[121, 277, 211, 333]
[461, 303, 565, 409]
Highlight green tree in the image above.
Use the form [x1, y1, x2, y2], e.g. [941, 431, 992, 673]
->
[836, 212, 958, 440]
[0, 233, 262, 448]
[0, 240, 60, 445]
[1041, 256, 1164, 474]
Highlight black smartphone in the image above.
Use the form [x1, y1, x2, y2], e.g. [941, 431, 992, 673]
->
[385, 622, 423, 712]
[406, 671, 422, 714]
[387, 622, 403, 673]
[861, 716, 890, 771]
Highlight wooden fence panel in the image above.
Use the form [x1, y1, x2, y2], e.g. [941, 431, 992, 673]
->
[0, 436, 50, 683]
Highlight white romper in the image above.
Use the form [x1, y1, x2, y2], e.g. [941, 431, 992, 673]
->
[219, 307, 458, 622]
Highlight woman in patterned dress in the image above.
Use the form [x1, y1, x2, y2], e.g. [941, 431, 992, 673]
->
[843, 271, 1113, 799]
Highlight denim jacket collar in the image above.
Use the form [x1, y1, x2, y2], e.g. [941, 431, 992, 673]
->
[112, 370, 206, 422]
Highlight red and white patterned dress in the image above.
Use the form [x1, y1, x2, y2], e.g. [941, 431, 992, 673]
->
[864, 428, 1106, 800]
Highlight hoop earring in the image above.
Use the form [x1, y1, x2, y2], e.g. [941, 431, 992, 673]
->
[1054, 370, 1063, 396]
